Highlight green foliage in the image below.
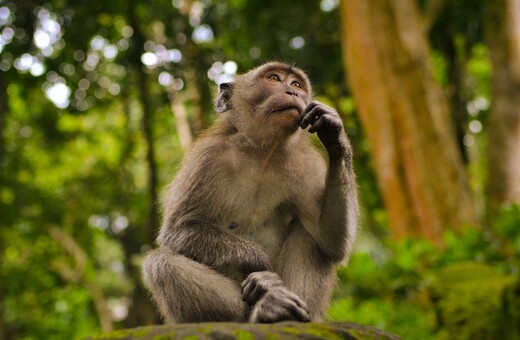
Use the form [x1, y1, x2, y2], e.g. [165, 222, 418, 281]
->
[494, 204, 520, 241]
[329, 297, 433, 339]
[0, 0, 516, 339]
[1, 1, 355, 337]
[330, 205, 520, 339]
[431, 262, 513, 340]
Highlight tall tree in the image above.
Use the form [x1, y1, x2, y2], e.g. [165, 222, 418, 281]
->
[128, 0, 159, 247]
[486, 0, 520, 212]
[0, 72, 7, 171]
[340, 0, 477, 243]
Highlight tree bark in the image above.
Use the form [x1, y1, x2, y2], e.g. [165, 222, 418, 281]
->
[340, 0, 477, 243]
[0, 71, 7, 172]
[168, 89, 193, 151]
[486, 0, 520, 212]
[124, 0, 162, 328]
[128, 0, 159, 246]
[0, 67, 8, 340]
[423, 0, 449, 31]
[185, 67, 207, 135]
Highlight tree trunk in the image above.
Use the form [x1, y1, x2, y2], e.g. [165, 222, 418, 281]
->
[124, 0, 162, 328]
[168, 89, 193, 151]
[0, 71, 7, 172]
[136, 67, 159, 246]
[340, 0, 477, 243]
[185, 67, 207, 135]
[0, 67, 8, 340]
[128, 0, 159, 246]
[486, 0, 520, 213]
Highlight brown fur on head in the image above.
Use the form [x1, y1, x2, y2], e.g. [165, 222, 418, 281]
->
[215, 62, 314, 147]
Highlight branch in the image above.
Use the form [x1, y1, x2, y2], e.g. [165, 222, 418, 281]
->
[49, 228, 86, 282]
[49, 227, 114, 332]
[168, 89, 193, 151]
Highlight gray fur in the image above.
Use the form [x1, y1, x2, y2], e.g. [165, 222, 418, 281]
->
[143, 62, 358, 323]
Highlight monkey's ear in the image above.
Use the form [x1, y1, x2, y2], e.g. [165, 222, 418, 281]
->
[216, 82, 234, 113]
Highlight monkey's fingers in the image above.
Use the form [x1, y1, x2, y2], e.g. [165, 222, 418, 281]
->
[248, 284, 267, 305]
[300, 102, 319, 120]
[241, 281, 252, 297]
[242, 272, 282, 305]
[250, 301, 308, 323]
[241, 281, 264, 305]
[249, 304, 287, 323]
[287, 301, 311, 322]
[274, 295, 310, 322]
[273, 288, 310, 321]
[299, 105, 323, 130]
[308, 115, 327, 134]
[241, 273, 265, 305]
[283, 290, 310, 314]
[291, 295, 309, 312]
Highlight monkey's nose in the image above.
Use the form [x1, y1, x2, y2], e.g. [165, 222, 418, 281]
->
[285, 90, 298, 97]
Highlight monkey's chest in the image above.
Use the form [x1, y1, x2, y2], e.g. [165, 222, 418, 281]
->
[218, 168, 295, 255]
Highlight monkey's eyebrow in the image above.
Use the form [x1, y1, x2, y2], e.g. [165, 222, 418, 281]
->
[261, 64, 300, 78]
[260, 65, 308, 87]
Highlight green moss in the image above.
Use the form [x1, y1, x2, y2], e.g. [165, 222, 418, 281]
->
[91, 326, 152, 339]
[265, 332, 282, 340]
[88, 322, 399, 339]
[196, 326, 213, 334]
[280, 326, 302, 335]
[153, 334, 176, 340]
[305, 324, 344, 340]
[233, 329, 255, 340]
[90, 330, 133, 339]
[180, 336, 199, 340]
[346, 329, 365, 339]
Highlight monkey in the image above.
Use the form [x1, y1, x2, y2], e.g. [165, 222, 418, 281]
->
[142, 61, 358, 324]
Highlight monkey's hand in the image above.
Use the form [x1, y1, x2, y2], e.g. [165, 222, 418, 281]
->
[248, 286, 310, 323]
[300, 101, 349, 160]
[241, 271, 283, 306]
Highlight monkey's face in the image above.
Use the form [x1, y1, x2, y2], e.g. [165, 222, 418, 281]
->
[216, 63, 311, 133]
[245, 64, 311, 130]
[216, 63, 313, 140]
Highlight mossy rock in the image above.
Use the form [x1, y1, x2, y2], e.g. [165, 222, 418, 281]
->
[86, 321, 400, 340]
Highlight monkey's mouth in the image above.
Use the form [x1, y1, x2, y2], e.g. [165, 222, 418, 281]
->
[270, 105, 301, 114]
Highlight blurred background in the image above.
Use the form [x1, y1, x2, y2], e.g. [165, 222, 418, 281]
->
[1, 0, 520, 338]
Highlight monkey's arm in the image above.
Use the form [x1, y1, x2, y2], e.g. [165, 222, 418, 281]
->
[300, 102, 359, 263]
[159, 219, 272, 280]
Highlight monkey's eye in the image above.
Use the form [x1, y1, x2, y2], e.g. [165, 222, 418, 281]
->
[268, 74, 281, 82]
[291, 81, 302, 89]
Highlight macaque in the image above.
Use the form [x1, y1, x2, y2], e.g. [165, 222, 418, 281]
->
[143, 62, 358, 323]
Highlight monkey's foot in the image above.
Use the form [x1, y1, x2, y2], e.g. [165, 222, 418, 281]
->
[248, 286, 310, 323]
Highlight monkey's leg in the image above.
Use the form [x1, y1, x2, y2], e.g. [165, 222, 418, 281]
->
[143, 247, 246, 323]
[276, 226, 337, 322]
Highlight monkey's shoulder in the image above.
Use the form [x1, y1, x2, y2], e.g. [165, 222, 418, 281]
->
[180, 135, 232, 167]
